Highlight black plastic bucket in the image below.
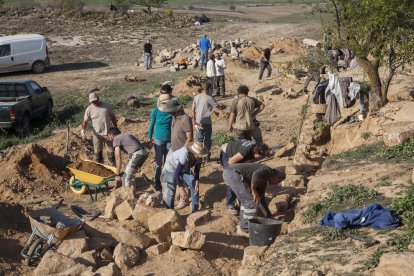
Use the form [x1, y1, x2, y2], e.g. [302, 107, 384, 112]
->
[248, 218, 283, 246]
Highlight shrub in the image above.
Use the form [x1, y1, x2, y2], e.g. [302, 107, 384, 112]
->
[165, 8, 173, 18]
[114, 0, 133, 12]
[0, 0, 4, 9]
[212, 132, 235, 146]
[177, 94, 192, 107]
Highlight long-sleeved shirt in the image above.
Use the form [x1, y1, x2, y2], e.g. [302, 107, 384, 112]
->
[199, 37, 211, 52]
[147, 108, 172, 142]
[206, 60, 216, 78]
[164, 147, 201, 186]
[215, 59, 226, 76]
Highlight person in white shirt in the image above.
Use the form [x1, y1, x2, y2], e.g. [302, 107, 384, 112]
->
[206, 54, 216, 96]
[215, 53, 226, 97]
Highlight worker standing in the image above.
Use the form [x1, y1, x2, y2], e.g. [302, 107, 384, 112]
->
[108, 127, 148, 189]
[143, 39, 153, 70]
[206, 54, 216, 96]
[81, 92, 117, 165]
[258, 43, 274, 80]
[199, 34, 211, 70]
[215, 53, 226, 97]
[223, 163, 285, 236]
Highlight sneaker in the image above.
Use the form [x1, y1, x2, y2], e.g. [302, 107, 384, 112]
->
[174, 199, 188, 210]
[227, 206, 238, 215]
[236, 226, 249, 238]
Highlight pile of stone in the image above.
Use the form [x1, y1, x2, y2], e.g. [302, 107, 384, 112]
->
[35, 187, 211, 274]
[155, 38, 255, 72]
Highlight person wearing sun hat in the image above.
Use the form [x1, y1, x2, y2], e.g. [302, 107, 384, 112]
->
[147, 92, 174, 191]
[164, 141, 207, 212]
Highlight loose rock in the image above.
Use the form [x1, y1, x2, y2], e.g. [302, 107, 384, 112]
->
[145, 191, 164, 207]
[94, 262, 122, 276]
[186, 210, 211, 228]
[383, 129, 414, 147]
[113, 243, 140, 270]
[242, 246, 268, 266]
[275, 142, 296, 158]
[132, 204, 159, 229]
[114, 199, 137, 221]
[171, 229, 206, 250]
[148, 209, 185, 243]
[34, 251, 79, 276]
[57, 230, 89, 259]
[146, 242, 171, 256]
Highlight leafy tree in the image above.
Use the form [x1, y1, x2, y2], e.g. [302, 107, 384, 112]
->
[137, 0, 167, 14]
[313, 0, 414, 111]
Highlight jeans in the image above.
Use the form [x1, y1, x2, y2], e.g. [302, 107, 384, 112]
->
[195, 123, 212, 155]
[154, 139, 171, 187]
[258, 61, 272, 80]
[216, 75, 225, 96]
[124, 149, 148, 188]
[223, 169, 257, 229]
[220, 151, 237, 208]
[144, 52, 153, 69]
[201, 51, 208, 68]
[165, 170, 199, 212]
[207, 77, 215, 96]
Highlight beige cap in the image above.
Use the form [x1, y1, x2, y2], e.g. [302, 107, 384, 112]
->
[89, 92, 98, 103]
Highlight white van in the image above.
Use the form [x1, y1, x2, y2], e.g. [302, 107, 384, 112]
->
[0, 34, 50, 74]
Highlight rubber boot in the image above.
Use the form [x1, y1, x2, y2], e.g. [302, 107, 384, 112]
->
[95, 152, 103, 164]
[107, 151, 115, 166]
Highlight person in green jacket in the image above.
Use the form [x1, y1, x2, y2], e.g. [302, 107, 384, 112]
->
[147, 86, 174, 191]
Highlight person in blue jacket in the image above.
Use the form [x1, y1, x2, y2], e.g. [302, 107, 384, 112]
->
[147, 86, 174, 191]
[198, 34, 211, 71]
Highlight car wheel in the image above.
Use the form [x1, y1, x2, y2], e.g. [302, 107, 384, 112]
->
[44, 101, 53, 118]
[32, 61, 46, 74]
[17, 114, 30, 138]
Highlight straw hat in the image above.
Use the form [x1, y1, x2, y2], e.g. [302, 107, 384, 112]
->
[159, 97, 183, 113]
[157, 93, 172, 109]
[188, 142, 208, 158]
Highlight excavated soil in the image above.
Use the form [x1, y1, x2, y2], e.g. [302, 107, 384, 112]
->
[71, 161, 115, 177]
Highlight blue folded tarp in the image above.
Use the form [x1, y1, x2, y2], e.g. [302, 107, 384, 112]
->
[320, 203, 400, 230]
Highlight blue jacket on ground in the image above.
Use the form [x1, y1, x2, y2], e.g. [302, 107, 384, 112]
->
[320, 203, 400, 230]
[199, 37, 211, 52]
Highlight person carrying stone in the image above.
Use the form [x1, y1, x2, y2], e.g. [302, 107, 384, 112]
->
[206, 54, 216, 96]
[147, 93, 173, 191]
[164, 142, 207, 213]
[198, 34, 211, 70]
[108, 127, 148, 189]
[192, 82, 225, 162]
[258, 43, 274, 80]
[228, 85, 265, 143]
[215, 53, 226, 97]
[223, 163, 285, 236]
[143, 39, 153, 70]
[220, 139, 270, 215]
[81, 92, 117, 165]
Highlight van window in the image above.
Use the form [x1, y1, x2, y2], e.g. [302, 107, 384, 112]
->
[13, 40, 42, 55]
[29, 82, 41, 92]
[0, 84, 27, 98]
[0, 44, 11, 57]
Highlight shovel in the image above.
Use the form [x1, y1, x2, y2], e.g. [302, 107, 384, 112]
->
[63, 121, 71, 160]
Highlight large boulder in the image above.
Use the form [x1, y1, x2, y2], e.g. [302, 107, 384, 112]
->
[268, 194, 290, 214]
[113, 243, 140, 270]
[114, 199, 137, 221]
[186, 210, 211, 228]
[148, 209, 185, 243]
[84, 220, 151, 249]
[146, 242, 171, 256]
[34, 251, 85, 276]
[374, 252, 414, 276]
[171, 229, 206, 250]
[132, 204, 159, 229]
[104, 186, 135, 219]
[383, 129, 414, 147]
[57, 231, 89, 259]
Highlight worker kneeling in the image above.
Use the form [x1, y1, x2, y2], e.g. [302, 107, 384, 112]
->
[108, 127, 148, 189]
[223, 163, 285, 237]
[164, 142, 207, 213]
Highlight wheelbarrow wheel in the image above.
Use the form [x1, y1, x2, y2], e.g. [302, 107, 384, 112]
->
[69, 176, 86, 195]
[24, 238, 43, 266]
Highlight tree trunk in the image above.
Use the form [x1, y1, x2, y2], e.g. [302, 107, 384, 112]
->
[382, 69, 395, 105]
[357, 57, 384, 112]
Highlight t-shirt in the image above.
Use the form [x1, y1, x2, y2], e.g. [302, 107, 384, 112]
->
[147, 108, 172, 142]
[206, 60, 216, 78]
[226, 139, 256, 161]
[171, 113, 193, 151]
[164, 146, 190, 173]
[192, 93, 217, 125]
[113, 133, 144, 155]
[230, 96, 262, 130]
[262, 48, 271, 62]
[199, 37, 211, 52]
[228, 163, 275, 193]
[144, 43, 152, 54]
[84, 102, 114, 136]
[215, 59, 226, 76]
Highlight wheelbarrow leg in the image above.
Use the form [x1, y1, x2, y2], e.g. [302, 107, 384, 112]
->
[86, 185, 94, 202]
[94, 186, 98, 202]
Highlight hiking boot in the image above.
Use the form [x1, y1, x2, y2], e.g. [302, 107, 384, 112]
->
[175, 199, 188, 210]
[236, 226, 249, 238]
[227, 206, 238, 215]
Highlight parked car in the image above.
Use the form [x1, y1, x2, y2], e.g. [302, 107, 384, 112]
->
[0, 34, 50, 74]
[0, 80, 53, 137]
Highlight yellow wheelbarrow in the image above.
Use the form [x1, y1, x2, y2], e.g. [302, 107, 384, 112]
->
[66, 160, 117, 202]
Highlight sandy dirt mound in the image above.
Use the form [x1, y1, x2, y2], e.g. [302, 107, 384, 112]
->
[0, 143, 69, 202]
[71, 161, 114, 177]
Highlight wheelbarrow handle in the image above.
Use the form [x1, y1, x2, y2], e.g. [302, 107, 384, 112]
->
[54, 199, 64, 209]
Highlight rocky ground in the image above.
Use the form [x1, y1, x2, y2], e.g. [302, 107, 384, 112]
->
[1, 3, 414, 276]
